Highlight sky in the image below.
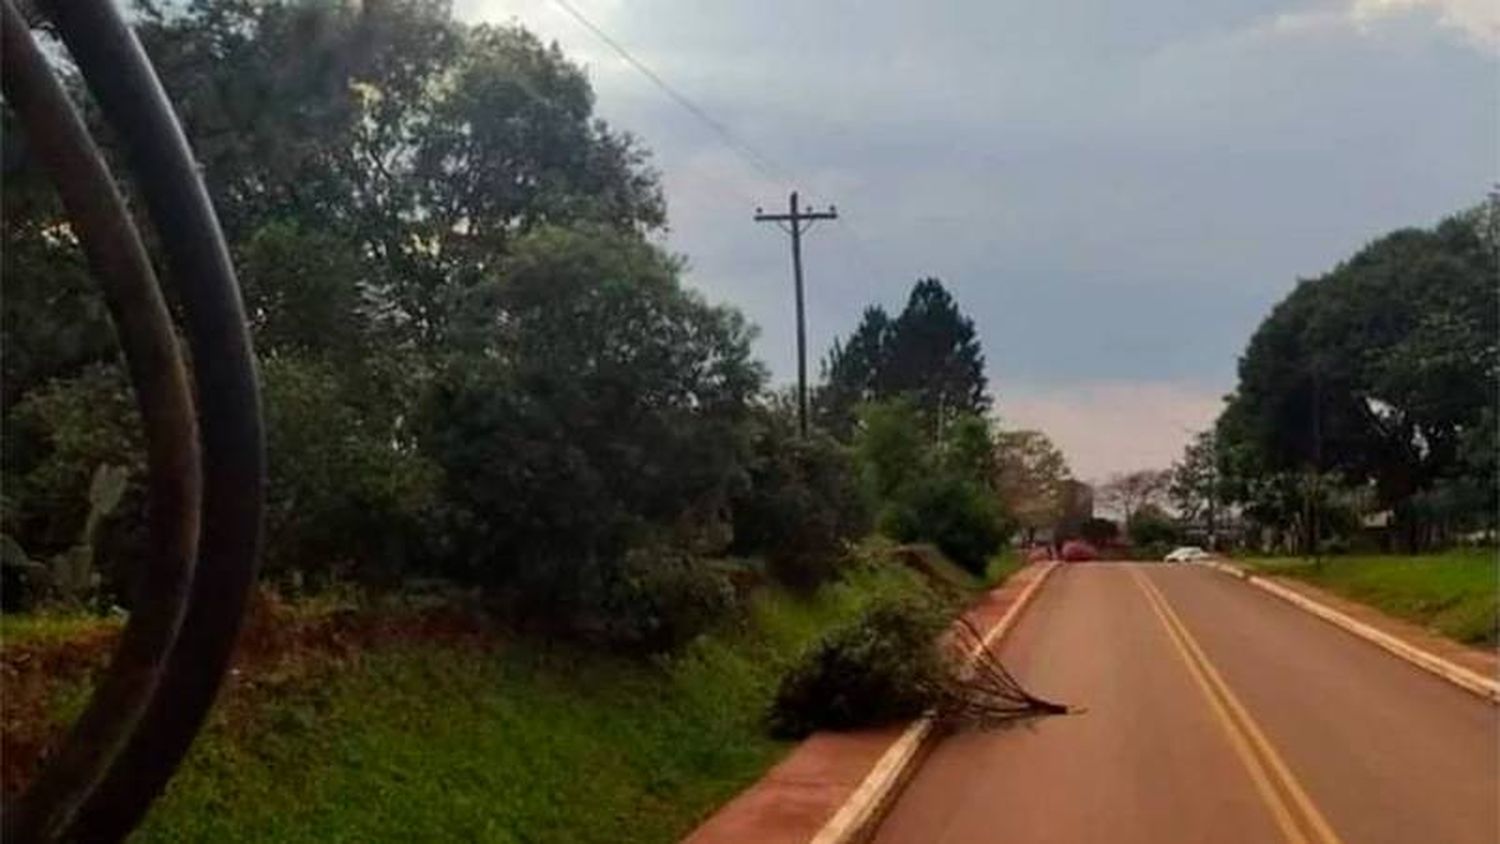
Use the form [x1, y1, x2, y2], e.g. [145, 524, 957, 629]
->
[456, 0, 1497, 482]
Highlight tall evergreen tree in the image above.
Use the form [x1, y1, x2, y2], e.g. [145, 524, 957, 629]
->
[817, 306, 891, 436]
[817, 278, 990, 438]
[885, 278, 989, 422]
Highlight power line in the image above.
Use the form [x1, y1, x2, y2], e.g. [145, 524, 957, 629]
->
[547, 0, 788, 184]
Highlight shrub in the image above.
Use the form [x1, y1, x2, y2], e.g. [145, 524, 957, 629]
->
[768, 592, 946, 737]
[3, 365, 146, 606]
[880, 476, 1006, 575]
[853, 399, 1009, 576]
[259, 356, 440, 586]
[596, 544, 738, 653]
[731, 407, 871, 591]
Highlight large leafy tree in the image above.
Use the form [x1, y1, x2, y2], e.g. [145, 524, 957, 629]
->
[132, 0, 664, 348]
[420, 226, 764, 604]
[1220, 210, 1497, 549]
[1, 0, 684, 602]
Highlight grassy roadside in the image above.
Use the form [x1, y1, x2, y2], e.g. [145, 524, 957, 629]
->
[118, 561, 933, 843]
[1246, 550, 1498, 647]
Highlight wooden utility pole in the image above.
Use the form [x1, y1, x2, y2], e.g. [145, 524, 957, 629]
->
[755, 191, 837, 436]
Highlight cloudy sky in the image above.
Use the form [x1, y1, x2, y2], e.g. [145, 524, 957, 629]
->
[457, 0, 1496, 481]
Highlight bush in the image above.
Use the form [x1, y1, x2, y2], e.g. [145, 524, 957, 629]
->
[852, 399, 1008, 575]
[259, 356, 440, 586]
[880, 476, 1006, 575]
[3, 365, 147, 606]
[597, 545, 738, 653]
[731, 407, 871, 591]
[768, 591, 946, 738]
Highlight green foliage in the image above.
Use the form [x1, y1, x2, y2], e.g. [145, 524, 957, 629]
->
[730, 406, 871, 591]
[1127, 503, 1181, 547]
[853, 398, 928, 500]
[419, 226, 763, 631]
[879, 476, 1007, 575]
[3, 367, 145, 604]
[118, 566, 926, 843]
[597, 545, 737, 654]
[884, 278, 989, 418]
[1220, 209, 1498, 549]
[818, 306, 892, 437]
[260, 356, 440, 585]
[768, 591, 947, 738]
[0, 111, 118, 407]
[818, 278, 988, 435]
[854, 401, 1008, 574]
[1250, 551, 1498, 645]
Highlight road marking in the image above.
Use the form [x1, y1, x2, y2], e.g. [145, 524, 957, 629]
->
[1130, 568, 1346, 844]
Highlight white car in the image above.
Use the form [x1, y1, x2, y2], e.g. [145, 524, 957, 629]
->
[1163, 546, 1211, 563]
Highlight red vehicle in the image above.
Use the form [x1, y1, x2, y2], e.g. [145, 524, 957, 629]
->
[1060, 540, 1099, 562]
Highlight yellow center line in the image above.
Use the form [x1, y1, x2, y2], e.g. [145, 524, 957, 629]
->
[1129, 567, 1346, 844]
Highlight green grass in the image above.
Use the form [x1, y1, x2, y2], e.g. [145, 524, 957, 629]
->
[1248, 549, 1499, 646]
[131, 564, 931, 843]
[0, 610, 120, 646]
[984, 549, 1025, 587]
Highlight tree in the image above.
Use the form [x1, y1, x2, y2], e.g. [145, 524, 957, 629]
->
[1098, 469, 1170, 528]
[853, 400, 1008, 574]
[994, 430, 1072, 545]
[1220, 209, 1497, 550]
[884, 278, 989, 424]
[818, 306, 892, 437]
[419, 225, 764, 613]
[729, 402, 871, 591]
[1170, 430, 1228, 547]
[133, 0, 664, 350]
[1126, 504, 1181, 548]
[817, 278, 989, 439]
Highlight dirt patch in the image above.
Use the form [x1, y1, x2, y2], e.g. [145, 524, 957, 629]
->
[0, 592, 495, 798]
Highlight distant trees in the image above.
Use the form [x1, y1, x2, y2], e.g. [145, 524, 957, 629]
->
[814, 280, 1013, 572]
[1216, 207, 1497, 552]
[993, 430, 1072, 545]
[1097, 469, 1170, 529]
[819, 278, 988, 437]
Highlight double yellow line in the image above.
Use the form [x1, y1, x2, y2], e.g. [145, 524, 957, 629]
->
[1130, 568, 1345, 844]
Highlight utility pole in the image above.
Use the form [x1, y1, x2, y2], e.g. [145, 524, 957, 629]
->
[755, 191, 837, 436]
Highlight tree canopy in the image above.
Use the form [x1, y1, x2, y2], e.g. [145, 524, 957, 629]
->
[1216, 207, 1497, 551]
[819, 278, 988, 436]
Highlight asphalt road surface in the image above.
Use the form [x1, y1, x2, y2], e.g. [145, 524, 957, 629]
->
[875, 563, 1499, 844]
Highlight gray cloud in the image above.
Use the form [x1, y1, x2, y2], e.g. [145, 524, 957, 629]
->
[457, 0, 1496, 473]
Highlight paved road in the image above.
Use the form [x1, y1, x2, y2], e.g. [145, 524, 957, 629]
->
[875, 563, 1499, 844]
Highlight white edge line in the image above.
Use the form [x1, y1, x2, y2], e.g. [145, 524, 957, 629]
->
[1198, 561, 1500, 705]
[808, 561, 1063, 844]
